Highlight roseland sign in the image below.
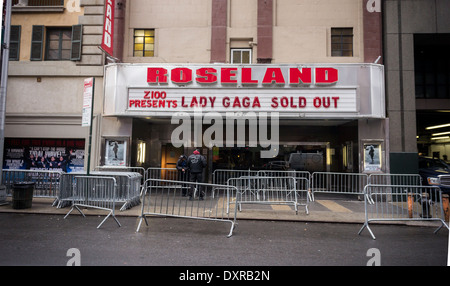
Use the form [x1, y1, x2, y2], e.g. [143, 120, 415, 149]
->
[104, 64, 385, 118]
[146, 66, 339, 85]
[131, 66, 349, 112]
[101, 0, 115, 57]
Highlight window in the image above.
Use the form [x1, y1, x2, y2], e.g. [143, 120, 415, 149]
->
[134, 29, 155, 57]
[70, 25, 83, 61]
[9, 26, 21, 61]
[30, 25, 82, 61]
[414, 34, 450, 99]
[331, 28, 353, 57]
[46, 27, 72, 60]
[30, 25, 44, 61]
[231, 48, 252, 64]
[12, 0, 64, 6]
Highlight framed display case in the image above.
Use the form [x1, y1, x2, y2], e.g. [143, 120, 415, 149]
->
[362, 140, 384, 173]
[103, 137, 129, 166]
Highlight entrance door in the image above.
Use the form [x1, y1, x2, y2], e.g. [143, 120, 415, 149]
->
[161, 144, 184, 179]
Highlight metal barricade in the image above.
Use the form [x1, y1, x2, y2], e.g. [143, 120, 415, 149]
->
[63, 176, 121, 228]
[57, 171, 142, 211]
[256, 170, 310, 179]
[136, 179, 238, 237]
[145, 167, 183, 198]
[368, 173, 422, 186]
[212, 169, 258, 185]
[2, 169, 62, 204]
[310, 172, 368, 200]
[146, 167, 179, 182]
[227, 176, 308, 215]
[257, 170, 312, 202]
[96, 166, 146, 185]
[358, 184, 449, 239]
[366, 173, 422, 204]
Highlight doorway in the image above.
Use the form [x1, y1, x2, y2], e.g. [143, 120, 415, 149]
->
[161, 144, 184, 179]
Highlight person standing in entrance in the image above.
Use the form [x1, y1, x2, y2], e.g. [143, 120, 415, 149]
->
[187, 149, 207, 200]
[176, 155, 189, 196]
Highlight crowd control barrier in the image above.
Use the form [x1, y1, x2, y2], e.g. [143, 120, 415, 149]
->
[358, 184, 449, 239]
[256, 170, 310, 179]
[212, 169, 258, 185]
[137, 179, 238, 237]
[227, 176, 309, 215]
[96, 166, 146, 185]
[368, 173, 422, 186]
[257, 170, 312, 202]
[2, 169, 62, 205]
[310, 172, 368, 200]
[57, 171, 141, 210]
[63, 176, 121, 229]
[146, 167, 178, 181]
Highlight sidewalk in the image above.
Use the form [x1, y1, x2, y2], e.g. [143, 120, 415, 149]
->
[0, 195, 443, 228]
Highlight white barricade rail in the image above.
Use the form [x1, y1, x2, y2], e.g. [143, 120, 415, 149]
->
[137, 179, 238, 237]
[358, 184, 449, 240]
[2, 169, 62, 204]
[257, 170, 312, 202]
[368, 173, 422, 186]
[367, 173, 423, 204]
[256, 170, 310, 178]
[295, 177, 311, 213]
[96, 166, 146, 185]
[145, 167, 180, 196]
[63, 176, 121, 229]
[57, 171, 141, 211]
[212, 169, 258, 185]
[311, 172, 368, 200]
[146, 167, 179, 181]
[227, 176, 308, 215]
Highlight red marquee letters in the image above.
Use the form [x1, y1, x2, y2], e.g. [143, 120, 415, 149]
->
[147, 66, 339, 86]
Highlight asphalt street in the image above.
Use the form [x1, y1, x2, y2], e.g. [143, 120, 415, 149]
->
[0, 213, 447, 267]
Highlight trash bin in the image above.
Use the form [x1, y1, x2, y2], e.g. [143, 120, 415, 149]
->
[12, 182, 35, 209]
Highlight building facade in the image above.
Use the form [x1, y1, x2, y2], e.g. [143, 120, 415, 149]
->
[383, 0, 450, 173]
[4, 0, 105, 172]
[4, 0, 388, 180]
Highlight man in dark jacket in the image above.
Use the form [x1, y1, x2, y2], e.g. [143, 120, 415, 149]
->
[176, 155, 189, 196]
[187, 149, 207, 200]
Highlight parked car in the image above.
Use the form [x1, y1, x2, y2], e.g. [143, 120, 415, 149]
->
[261, 161, 289, 170]
[418, 156, 450, 195]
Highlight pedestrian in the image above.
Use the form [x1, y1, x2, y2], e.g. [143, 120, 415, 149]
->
[187, 149, 207, 200]
[176, 155, 189, 196]
[48, 156, 57, 168]
[57, 156, 67, 172]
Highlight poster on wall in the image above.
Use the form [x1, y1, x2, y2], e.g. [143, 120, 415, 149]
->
[105, 139, 127, 166]
[3, 138, 86, 172]
[363, 143, 382, 172]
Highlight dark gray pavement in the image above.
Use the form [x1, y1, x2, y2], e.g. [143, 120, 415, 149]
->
[0, 213, 448, 266]
[0, 195, 448, 266]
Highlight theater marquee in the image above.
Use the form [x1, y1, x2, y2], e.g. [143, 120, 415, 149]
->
[104, 64, 385, 119]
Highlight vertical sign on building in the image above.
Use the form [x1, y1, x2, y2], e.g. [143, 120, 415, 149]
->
[82, 77, 95, 175]
[82, 77, 94, 127]
[101, 0, 115, 57]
